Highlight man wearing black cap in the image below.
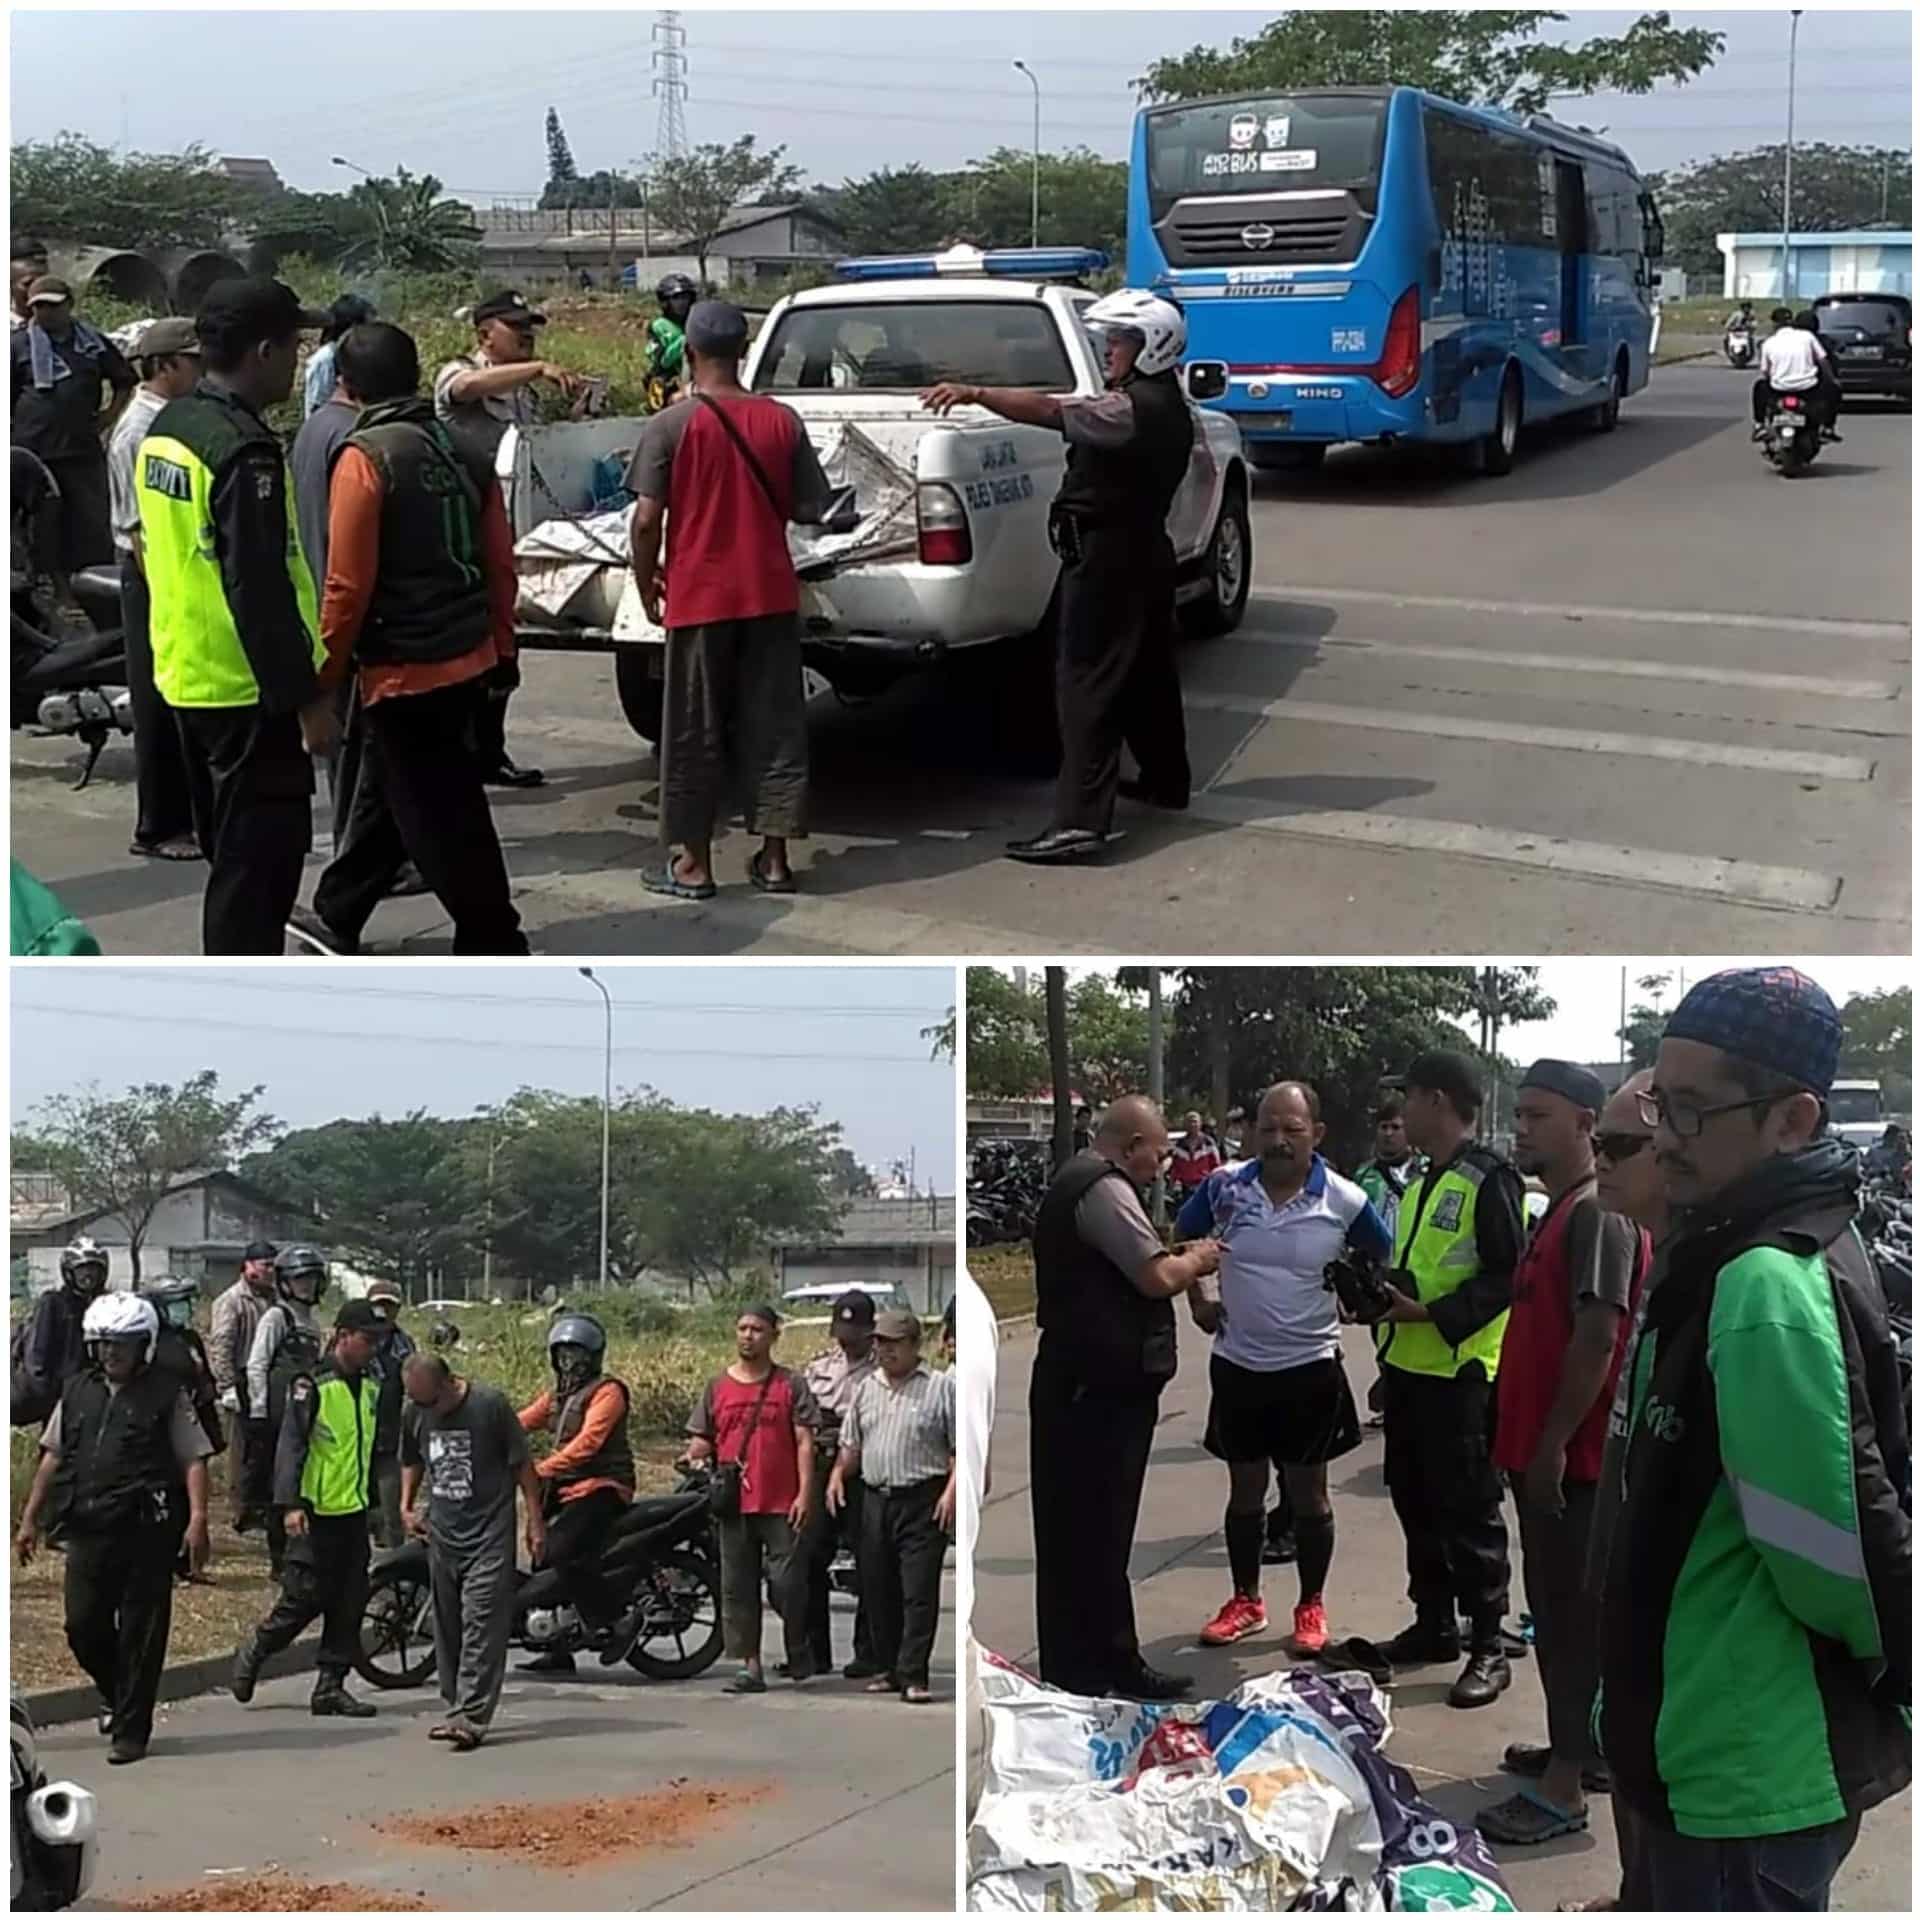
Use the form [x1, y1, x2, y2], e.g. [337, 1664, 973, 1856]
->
[434, 289, 589, 791]
[626, 298, 834, 900]
[1475, 1061, 1647, 1848]
[1372, 1051, 1527, 1710]
[1600, 969, 1908, 1911]
[11, 272, 138, 585]
[798, 1291, 881, 1677]
[135, 277, 337, 954]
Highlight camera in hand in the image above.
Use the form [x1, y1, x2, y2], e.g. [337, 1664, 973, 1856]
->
[1322, 1247, 1398, 1323]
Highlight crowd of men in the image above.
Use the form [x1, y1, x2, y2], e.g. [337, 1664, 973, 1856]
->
[1022, 966, 1909, 1912]
[13, 1246, 956, 1761]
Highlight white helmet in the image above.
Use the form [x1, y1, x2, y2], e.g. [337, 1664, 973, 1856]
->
[81, 1292, 159, 1365]
[1083, 289, 1187, 377]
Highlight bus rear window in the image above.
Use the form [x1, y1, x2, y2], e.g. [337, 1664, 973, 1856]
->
[1144, 95, 1386, 219]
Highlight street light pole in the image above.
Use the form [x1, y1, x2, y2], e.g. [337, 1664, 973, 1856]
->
[1013, 61, 1040, 247]
[1782, 10, 1804, 304]
[331, 155, 370, 178]
[578, 969, 613, 1291]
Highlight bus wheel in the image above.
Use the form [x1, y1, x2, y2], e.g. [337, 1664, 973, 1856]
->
[1480, 370, 1523, 477]
[1589, 356, 1627, 434]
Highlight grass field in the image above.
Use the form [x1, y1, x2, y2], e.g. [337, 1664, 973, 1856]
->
[969, 1246, 1036, 1322]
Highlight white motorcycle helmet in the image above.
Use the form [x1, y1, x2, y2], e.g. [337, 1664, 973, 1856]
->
[1083, 289, 1188, 377]
[81, 1291, 159, 1366]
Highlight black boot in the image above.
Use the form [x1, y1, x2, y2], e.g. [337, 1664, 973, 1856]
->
[1383, 1617, 1463, 1666]
[1448, 1648, 1512, 1709]
[1106, 1660, 1195, 1703]
[310, 1673, 376, 1719]
[230, 1636, 266, 1704]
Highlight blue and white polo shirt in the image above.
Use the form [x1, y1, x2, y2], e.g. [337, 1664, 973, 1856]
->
[1175, 1155, 1392, 1374]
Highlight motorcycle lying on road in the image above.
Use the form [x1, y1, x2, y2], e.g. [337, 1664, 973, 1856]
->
[10, 450, 133, 788]
[1757, 391, 1824, 476]
[353, 1467, 724, 1691]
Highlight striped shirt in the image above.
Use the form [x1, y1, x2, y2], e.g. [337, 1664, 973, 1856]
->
[842, 1364, 954, 1492]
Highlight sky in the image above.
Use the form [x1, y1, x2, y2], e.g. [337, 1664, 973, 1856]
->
[10, 965, 957, 1188]
[10, 6, 1912, 203]
[1029, 957, 1906, 1073]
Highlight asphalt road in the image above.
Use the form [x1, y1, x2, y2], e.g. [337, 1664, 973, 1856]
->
[36, 1574, 955, 1912]
[12, 363, 1908, 955]
[968, 1314, 1911, 1913]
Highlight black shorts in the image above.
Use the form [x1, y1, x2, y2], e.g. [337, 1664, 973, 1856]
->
[1204, 1353, 1361, 1468]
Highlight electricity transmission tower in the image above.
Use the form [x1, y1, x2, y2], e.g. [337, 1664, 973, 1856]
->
[652, 11, 689, 159]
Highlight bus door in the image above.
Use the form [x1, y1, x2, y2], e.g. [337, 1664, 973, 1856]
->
[1554, 158, 1590, 376]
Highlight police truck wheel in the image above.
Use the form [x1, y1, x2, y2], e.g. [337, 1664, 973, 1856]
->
[624, 1547, 725, 1680]
[1481, 370, 1523, 476]
[614, 648, 665, 746]
[1248, 443, 1326, 473]
[1181, 480, 1252, 639]
[356, 1562, 437, 1690]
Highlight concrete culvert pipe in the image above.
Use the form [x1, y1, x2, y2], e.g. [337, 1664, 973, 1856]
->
[45, 245, 170, 312]
[162, 247, 246, 314]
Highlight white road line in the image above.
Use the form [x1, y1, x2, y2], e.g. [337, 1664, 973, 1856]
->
[1249, 585, 1911, 642]
[1184, 692, 1875, 780]
[1222, 628, 1903, 703]
[1186, 791, 1841, 913]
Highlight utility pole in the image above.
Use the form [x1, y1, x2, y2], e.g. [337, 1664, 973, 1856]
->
[653, 10, 689, 160]
[1618, 967, 1628, 1075]
[578, 969, 613, 1291]
[1013, 61, 1041, 247]
[608, 171, 618, 290]
[1147, 969, 1166, 1227]
[1782, 9, 1804, 304]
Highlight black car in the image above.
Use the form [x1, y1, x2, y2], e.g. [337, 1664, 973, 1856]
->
[1811, 291, 1912, 401]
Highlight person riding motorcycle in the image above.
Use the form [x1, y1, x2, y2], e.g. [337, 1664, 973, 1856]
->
[11, 1238, 110, 1427]
[244, 1245, 328, 1577]
[643, 273, 697, 413]
[515, 1312, 636, 1674]
[1752, 304, 1842, 443]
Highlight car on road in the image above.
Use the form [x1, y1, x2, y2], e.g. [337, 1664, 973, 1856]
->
[502, 246, 1253, 746]
[779, 1280, 907, 1317]
[1812, 292, 1912, 401]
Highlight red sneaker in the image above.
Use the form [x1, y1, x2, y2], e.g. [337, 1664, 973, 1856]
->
[1199, 1593, 1268, 1646]
[1287, 1597, 1330, 1655]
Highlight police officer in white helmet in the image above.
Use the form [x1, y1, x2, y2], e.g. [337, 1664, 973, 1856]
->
[922, 289, 1195, 862]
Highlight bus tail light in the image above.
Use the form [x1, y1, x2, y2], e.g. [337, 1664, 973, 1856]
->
[917, 483, 972, 566]
[1375, 286, 1422, 398]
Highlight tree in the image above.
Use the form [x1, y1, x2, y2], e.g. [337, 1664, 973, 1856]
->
[1651, 143, 1913, 281]
[924, 1006, 956, 1062]
[1618, 971, 1677, 1071]
[14, 1073, 279, 1283]
[1044, 968, 1074, 1172]
[956, 148, 1129, 257]
[1139, 10, 1723, 115]
[545, 107, 580, 199]
[643, 135, 803, 282]
[824, 1148, 878, 1198]
[540, 168, 649, 214]
[964, 967, 1049, 1099]
[243, 1114, 483, 1299]
[339, 170, 481, 274]
[10, 134, 251, 250]
[833, 164, 953, 256]
[1068, 975, 1149, 1107]
[1841, 987, 1913, 1111]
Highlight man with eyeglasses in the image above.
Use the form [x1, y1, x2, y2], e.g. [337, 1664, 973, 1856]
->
[1028, 1095, 1220, 1702]
[1475, 1061, 1648, 1849]
[1599, 968, 1909, 1913]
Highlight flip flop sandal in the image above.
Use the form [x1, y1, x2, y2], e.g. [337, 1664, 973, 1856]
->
[129, 838, 203, 862]
[748, 850, 796, 895]
[864, 1677, 898, 1694]
[444, 1724, 483, 1752]
[1476, 1787, 1589, 1845]
[901, 1687, 934, 1705]
[642, 862, 718, 902]
[724, 1671, 768, 1695]
[429, 1723, 455, 1740]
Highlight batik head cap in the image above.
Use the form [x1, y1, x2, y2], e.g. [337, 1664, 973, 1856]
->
[1663, 967, 1841, 1095]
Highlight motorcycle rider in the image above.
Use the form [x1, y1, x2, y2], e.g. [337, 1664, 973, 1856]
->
[515, 1312, 637, 1673]
[230, 1299, 383, 1720]
[1723, 298, 1757, 362]
[921, 289, 1196, 864]
[209, 1242, 277, 1535]
[1752, 304, 1841, 443]
[12, 1238, 110, 1427]
[14, 1293, 214, 1765]
[644, 273, 698, 412]
[140, 1277, 225, 1583]
[245, 1245, 329, 1578]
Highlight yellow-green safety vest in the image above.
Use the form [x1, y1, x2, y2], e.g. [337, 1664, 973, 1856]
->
[299, 1369, 378, 1517]
[134, 392, 324, 708]
[1377, 1151, 1509, 1380]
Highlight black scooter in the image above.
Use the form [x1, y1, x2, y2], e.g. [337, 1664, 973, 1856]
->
[353, 1472, 723, 1691]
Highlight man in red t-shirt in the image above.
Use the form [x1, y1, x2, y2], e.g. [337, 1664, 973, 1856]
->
[686, 1303, 823, 1692]
[626, 301, 832, 901]
[1477, 1060, 1648, 1849]
[1168, 1111, 1223, 1196]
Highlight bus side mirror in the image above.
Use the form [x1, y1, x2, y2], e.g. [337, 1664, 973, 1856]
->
[1187, 362, 1227, 402]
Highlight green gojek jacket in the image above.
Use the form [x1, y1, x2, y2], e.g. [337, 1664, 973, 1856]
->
[1599, 1143, 1911, 1838]
[10, 861, 100, 956]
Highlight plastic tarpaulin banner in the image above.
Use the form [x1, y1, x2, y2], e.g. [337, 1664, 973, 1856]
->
[968, 1652, 1515, 1912]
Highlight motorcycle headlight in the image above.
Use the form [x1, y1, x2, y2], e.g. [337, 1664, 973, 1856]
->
[25, 1781, 97, 1851]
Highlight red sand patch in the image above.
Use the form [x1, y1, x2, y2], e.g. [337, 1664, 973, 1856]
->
[124, 1876, 435, 1911]
[375, 1779, 773, 1870]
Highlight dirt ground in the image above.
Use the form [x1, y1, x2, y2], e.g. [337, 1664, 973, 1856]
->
[374, 1782, 775, 1872]
[124, 1876, 435, 1911]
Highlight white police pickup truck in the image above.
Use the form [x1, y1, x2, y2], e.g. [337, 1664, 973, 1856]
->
[504, 246, 1252, 744]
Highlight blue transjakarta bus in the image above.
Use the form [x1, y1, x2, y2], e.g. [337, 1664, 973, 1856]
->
[1129, 87, 1667, 473]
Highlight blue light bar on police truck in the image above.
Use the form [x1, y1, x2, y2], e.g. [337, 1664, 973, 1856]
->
[833, 244, 1110, 284]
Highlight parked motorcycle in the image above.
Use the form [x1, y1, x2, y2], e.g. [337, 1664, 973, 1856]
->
[1724, 324, 1756, 368]
[1758, 391, 1823, 476]
[10, 450, 132, 787]
[9, 1695, 96, 1913]
[353, 1467, 723, 1691]
[966, 1137, 1051, 1248]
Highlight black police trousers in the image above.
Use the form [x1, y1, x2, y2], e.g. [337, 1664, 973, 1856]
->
[63, 1516, 179, 1750]
[799, 1469, 873, 1670]
[1051, 523, 1191, 834]
[250, 1510, 370, 1677]
[1029, 1342, 1162, 1692]
[1381, 1363, 1510, 1646]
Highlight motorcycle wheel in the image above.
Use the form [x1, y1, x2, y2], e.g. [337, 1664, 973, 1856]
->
[625, 1546, 725, 1681]
[355, 1561, 437, 1690]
